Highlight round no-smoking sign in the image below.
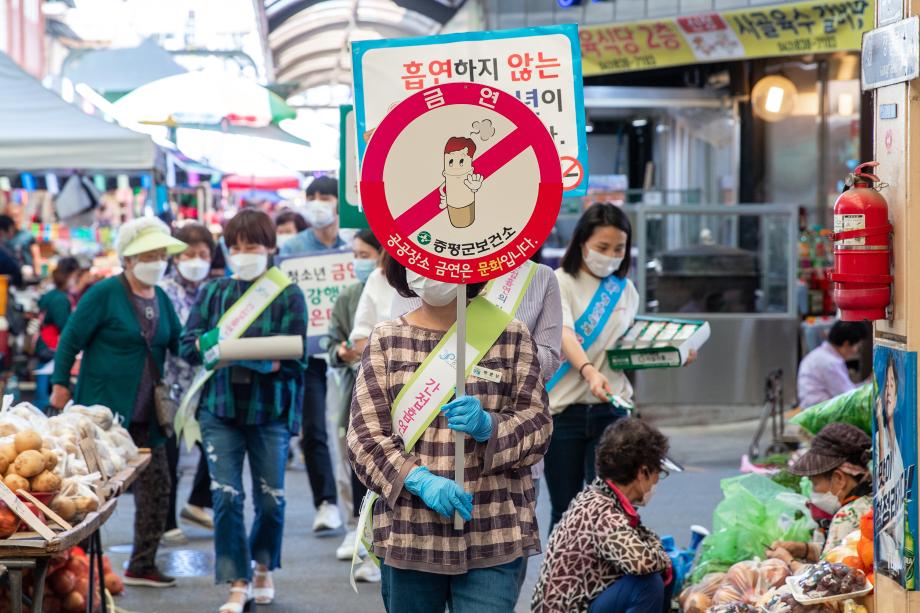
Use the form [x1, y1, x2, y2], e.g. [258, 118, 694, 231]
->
[361, 82, 562, 283]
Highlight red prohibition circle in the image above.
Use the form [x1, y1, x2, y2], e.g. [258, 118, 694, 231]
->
[361, 81, 563, 283]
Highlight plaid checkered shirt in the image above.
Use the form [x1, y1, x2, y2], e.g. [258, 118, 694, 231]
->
[179, 277, 307, 433]
[347, 317, 552, 574]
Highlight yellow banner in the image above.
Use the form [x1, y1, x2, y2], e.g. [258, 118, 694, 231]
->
[580, 0, 875, 76]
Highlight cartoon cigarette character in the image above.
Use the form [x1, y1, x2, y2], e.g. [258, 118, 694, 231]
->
[439, 137, 484, 229]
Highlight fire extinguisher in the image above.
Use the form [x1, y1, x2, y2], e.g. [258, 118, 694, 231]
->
[830, 161, 893, 321]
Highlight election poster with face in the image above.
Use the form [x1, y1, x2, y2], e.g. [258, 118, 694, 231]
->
[874, 344, 919, 589]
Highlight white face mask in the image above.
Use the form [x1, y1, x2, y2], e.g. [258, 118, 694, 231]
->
[230, 253, 268, 281]
[302, 200, 336, 229]
[276, 234, 296, 249]
[810, 489, 842, 515]
[132, 260, 167, 286]
[406, 269, 458, 307]
[177, 257, 210, 283]
[584, 247, 623, 278]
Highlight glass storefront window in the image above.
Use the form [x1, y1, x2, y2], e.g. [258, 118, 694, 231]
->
[629, 204, 797, 316]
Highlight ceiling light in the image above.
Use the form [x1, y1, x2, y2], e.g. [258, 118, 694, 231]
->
[751, 75, 797, 122]
[632, 118, 648, 127]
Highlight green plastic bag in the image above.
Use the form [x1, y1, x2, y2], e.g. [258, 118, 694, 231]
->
[690, 474, 816, 584]
[790, 383, 874, 435]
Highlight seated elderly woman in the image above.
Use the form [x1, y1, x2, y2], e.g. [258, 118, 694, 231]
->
[767, 422, 872, 570]
[531, 418, 678, 613]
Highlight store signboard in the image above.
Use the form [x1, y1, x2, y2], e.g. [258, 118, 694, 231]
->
[879, 0, 903, 26]
[339, 105, 367, 229]
[352, 24, 589, 196]
[874, 344, 919, 590]
[861, 16, 919, 91]
[278, 250, 359, 356]
[580, 0, 874, 76]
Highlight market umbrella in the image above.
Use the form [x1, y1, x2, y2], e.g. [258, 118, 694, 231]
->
[111, 71, 297, 128]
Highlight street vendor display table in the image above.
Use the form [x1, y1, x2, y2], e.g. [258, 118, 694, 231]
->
[0, 451, 150, 613]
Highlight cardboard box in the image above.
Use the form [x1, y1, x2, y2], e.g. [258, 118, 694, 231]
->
[607, 317, 710, 370]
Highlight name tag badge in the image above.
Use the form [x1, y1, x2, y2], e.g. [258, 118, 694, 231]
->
[471, 365, 502, 383]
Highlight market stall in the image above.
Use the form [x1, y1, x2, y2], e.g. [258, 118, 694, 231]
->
[0, 401, 146, 613]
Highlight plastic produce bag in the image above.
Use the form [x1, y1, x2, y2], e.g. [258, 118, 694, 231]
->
[678, 572, 724, 613]
[790, 383, 873, 435]
[690, 474, 815, 584]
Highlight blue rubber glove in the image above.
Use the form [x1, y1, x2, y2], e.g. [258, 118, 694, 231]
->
[234, 360, 276, 374]
[441, 396, 493, 442]
[403, 466, 473, 521]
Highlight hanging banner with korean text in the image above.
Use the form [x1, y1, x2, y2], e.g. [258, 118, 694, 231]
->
[874, 344, 919, 589]
[580, 0, 874, 76]
[339, 105, 368, 228]
[278, 250, 359, 356]
[353, 24, 589, 196]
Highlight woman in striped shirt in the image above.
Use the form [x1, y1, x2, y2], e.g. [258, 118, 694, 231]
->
[348, 257, 553, 612]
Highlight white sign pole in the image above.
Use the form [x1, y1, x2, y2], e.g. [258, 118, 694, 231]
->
[454, 284, 467, 530]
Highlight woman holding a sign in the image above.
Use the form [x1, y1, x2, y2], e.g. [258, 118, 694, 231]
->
[544, 203, 639, 530]
[347, 257, 552, 612]
[180, 210, 307, 613]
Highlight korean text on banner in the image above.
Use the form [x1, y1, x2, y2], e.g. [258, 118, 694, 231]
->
[339, 105, 367, 229]
[352, 24, 588, 196]
[279, 251, 360, 356]
[580, 0, 874, 77]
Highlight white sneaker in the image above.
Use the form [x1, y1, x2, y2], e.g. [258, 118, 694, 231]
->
[161, 528, 187, 545]
[336, 529, 367, 560]
[313, 501, 343, 532]
[354, 557, 381, 583]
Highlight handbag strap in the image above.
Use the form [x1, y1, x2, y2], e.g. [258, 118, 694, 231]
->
[118, 274, 163, 382]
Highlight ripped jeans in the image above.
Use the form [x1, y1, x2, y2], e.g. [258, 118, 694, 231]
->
[198, 410, 291, 584]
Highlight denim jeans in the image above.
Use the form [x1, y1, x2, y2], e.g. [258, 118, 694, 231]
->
[588, 573, 670, 613]
[381, 558, 524, 613]
[300, 357, 337, 507]
[543, 402, 628, 532]
[199, 410, 290, 583]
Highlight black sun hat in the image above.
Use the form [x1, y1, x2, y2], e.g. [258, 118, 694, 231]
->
[789, 422, 871, 477]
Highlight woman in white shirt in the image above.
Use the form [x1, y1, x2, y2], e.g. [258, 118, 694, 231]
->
[545, 203, 638, 531]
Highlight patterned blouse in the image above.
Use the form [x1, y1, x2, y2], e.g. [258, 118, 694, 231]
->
[347, 317, 552, 574]
[159, 271, 204, 401]
[532, 479, 671, 613]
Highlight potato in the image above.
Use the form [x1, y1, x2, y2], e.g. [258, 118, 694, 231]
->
[0, 456, 9, 477]
[3, 474, 29, 492]
[14, 431, 42, 454]
[13, 450, 45, 478]
[73, 496, 98, 514]
[50, 496, 76, 521]
[63, 443, 79, 456]
[31, 471, 61, 493]
[40, 450, 58, 472]
[0, 443, 17, 465]
[0, 424, 18, 438]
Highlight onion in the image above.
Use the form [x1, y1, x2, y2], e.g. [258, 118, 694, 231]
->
[48, 568, 76, 596]
[62, 589, 85, 613]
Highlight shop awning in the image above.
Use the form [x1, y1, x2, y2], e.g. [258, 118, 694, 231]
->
[0, 51, 156, 171]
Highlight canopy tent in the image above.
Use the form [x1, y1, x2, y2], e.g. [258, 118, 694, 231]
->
[60, 39, 188, 100]
[0, 52, 156, 171]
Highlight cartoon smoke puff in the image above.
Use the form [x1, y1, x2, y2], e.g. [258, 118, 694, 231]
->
[438, 120, 494, 229]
